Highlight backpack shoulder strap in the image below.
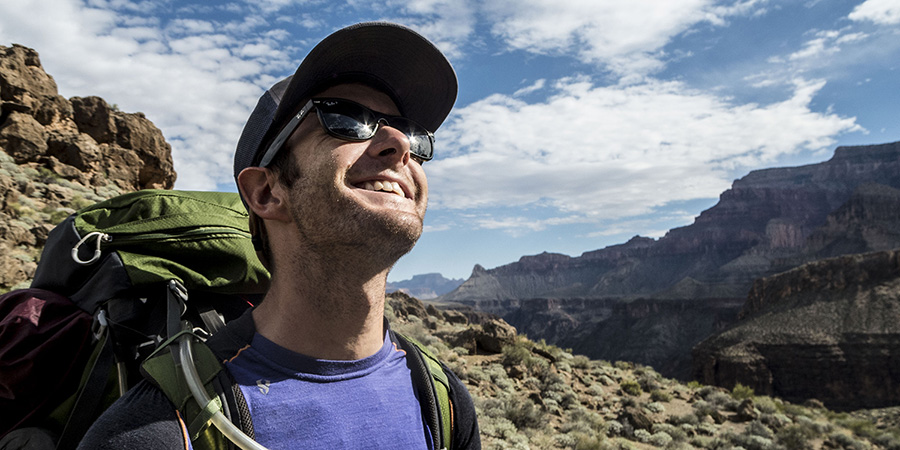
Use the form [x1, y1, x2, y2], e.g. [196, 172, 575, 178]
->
[390, 331, 453, 450]
[141, 310, 258, 450]
[141, 336, 232, 450]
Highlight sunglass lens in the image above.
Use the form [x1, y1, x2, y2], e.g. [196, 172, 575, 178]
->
[315, 99, 434, 161]
[319, 107, 377, 140]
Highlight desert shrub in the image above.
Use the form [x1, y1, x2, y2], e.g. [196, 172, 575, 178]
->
[760, 412, 793, 430]
[564, 407, 605, 434]
[842, 418, 879, 439]
[746, 420, 775, 440]
[825, 432, 871, 450]
[652, 423, 686, 442]
[667, 413, 699, 426]
[697, 386, 718, 399]
[781, 402, 810, 418]
[665, 442, 694, 450]
[560, 391, 580, 409]
[607, 421, 625, 437]
[697, 422, 718, 436]
[707, 391, 739, 411]
[479, 416, 530, 450]
[502, 340, 534, 367]
[730, 433, 776, 450]
[638, 371, 663, 392]
[795, 415, 831, 435]
[648, 431, 673, 447]
[615, 361, 634, 370]
[755, 396, 779, 414]
[574, 434, 605, 450]
[645, 402, 666, 414]
[634, 429, 653, 443]
[689, 435, 714, 449]
[686, 380, 703, 390]
[503, 396, 544, 429]
[732, 383, 755, 401]
[650, 390, 672, 402]
[572, 354, 592, 369]
[776, 424, 817, 450]
[692, 400, 717, 418]
[621, 380, 642, 396]
[602, 438, 635, 450]
[872, 433, 900, 450]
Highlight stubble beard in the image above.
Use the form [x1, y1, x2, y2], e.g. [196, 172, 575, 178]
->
[287, 169, 424, 273]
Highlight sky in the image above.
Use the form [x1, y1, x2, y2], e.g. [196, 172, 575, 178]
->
[1, 0, 899, 282]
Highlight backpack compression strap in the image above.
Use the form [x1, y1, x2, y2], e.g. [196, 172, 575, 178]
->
[390, 332, 453, 450]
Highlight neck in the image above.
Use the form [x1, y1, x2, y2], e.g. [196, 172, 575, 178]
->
[252, 246, 392, 360]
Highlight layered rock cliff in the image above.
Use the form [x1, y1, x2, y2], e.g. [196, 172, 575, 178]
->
[441, 141, 900, 383]
[442, 142, 900, 302]
[0, 44, 176, 291]
[692, 249, 900, 409]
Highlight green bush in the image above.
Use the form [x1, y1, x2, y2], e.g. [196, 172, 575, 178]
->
[621, 380, 642, 396]
[503, 397, 544, 429]
[732, 383, 755, 401]
[825, 431, 871, 450]
[776, 424, 816, 450]
[650, 389, 672, 402]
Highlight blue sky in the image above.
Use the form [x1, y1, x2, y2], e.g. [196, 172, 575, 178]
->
[2, 0, 898, 282]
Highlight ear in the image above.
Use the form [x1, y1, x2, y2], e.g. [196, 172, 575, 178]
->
[237, 167, 291, 222]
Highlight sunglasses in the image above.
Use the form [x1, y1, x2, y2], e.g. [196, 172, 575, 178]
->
[258, 98, 435, 167]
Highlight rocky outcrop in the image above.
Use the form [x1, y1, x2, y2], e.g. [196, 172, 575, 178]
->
[0, 44, 177, 292]
[692, 249, 900, 409]
[441, 142, 900, 303]
[1, 45, 175, 190]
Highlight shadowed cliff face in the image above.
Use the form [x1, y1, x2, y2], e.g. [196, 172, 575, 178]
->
[693, 249, 900, 409]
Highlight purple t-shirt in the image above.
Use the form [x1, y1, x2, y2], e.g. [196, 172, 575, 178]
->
[223, 332, 432, 449]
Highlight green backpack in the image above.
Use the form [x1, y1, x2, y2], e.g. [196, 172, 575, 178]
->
[3, 189, 453, 449]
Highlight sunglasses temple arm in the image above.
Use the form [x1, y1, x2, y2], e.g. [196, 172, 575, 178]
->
[258, 101, 316, 168]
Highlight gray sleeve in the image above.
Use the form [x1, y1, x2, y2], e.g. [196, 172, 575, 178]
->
[75, 380, 186, 450]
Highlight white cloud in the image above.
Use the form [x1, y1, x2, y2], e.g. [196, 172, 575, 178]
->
[513, 79, 546, 97]
[483, 0, 766, 78]
[380, 0, 477, 59]
[0, 0, 295, 190]
[428, 77, 861, 225]
[849, 0, 900, 25]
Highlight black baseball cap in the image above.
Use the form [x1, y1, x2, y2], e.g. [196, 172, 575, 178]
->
[233, 21, 458, 186]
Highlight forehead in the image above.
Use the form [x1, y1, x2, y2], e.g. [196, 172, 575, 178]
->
[314, 83, 401, 116]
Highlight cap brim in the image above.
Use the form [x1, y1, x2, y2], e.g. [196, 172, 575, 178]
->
[273, 22, 457, 135]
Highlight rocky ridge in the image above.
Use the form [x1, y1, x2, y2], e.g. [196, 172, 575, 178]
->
[692, 248, 900, 410]
[442, 141, 900, 303]
[387, 272, 465, 299]
[0, 44, 176, 292]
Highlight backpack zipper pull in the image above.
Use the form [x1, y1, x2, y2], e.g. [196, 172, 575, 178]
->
[71, 231, 112, 265]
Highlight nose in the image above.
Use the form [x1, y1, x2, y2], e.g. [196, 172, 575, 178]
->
[366, 119, 411, 166]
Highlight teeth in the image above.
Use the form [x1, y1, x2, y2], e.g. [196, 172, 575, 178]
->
[361, 180, 405, 197]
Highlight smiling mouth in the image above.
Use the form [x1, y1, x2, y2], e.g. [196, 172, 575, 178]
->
[358, 180, 406, 198]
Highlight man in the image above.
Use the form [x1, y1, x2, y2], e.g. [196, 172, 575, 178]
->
[78, 22, 480, 449]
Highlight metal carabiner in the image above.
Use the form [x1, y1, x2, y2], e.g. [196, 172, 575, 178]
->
[71, 231, 112, 265]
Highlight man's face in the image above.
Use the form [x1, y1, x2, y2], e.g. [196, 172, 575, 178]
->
[280, 83, 429, 262]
